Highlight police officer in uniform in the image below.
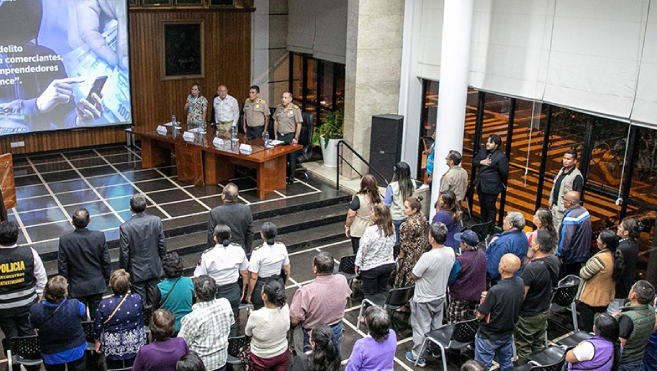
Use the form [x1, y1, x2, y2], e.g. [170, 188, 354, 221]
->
[246, 222, 291, 310]
[273, 91, 303, 184]
[0, 221, 46, 371]
[243, 85, 269, 139]
[194, 224, 248, 337]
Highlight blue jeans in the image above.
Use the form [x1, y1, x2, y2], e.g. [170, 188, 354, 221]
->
[475, 334, 514, 371]
[393, 219, 406, 245]
[618, 359, 643, 371]
[644, 342, 657, 371]
[302, 321, 343, 353]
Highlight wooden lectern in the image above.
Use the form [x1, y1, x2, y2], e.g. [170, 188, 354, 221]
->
[0, 154, 16, 222]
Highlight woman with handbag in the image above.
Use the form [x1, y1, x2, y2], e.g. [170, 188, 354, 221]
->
[29, 276, 87, 371]
[153, 252, 194, 335]
[345, 174, 380, 254]
[94, 269, 147, 369]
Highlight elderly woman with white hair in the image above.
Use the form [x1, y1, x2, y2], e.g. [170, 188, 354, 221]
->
[484, 211, 529, 285]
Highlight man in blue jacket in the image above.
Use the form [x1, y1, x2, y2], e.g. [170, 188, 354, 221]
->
[485, 211, 528, 285]
[557, 191, 592, 278]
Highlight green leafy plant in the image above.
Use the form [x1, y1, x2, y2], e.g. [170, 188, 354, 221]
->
[312, 108, 344, 148]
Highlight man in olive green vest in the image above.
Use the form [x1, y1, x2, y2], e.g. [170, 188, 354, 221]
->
[617, 280, 656, 371]
[549, 149, 584, 230]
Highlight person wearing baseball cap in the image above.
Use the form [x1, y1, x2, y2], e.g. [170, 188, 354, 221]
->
[446, 230, 487, 323]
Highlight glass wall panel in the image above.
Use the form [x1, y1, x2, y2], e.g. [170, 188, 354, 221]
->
[305, 58, 317, 103]
[292, 53, 303, 101]
[418, 80, 439, 176]
[320, 62, 334, 110]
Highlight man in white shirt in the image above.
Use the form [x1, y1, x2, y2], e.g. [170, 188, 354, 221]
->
[211, 85, 239, 138]
[405, 222, 456, 367]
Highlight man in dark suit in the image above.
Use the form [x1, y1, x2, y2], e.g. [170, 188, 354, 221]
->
[58, 208, 111, 319]
[472, 134, 509, 225]
[119, 194, 167, 306]
[207, 183, 254, 254]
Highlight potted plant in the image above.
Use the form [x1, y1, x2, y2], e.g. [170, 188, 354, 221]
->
[312, 108, 344, 167]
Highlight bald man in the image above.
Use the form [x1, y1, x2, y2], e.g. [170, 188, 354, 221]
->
[474, 254, 524, 371]
[211, 85, 239, 138]
[557, 191, 592, 278]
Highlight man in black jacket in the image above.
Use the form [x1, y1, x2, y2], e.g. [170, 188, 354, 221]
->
[58, 208, 111, 319]
[119, 194, 167, 306]
[207, 183, 254, 254]
[472, 134, 509, 224]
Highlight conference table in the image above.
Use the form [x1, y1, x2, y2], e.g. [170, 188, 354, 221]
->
[127, 125, 302, 199]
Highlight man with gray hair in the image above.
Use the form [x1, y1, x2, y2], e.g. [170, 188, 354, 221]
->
[119, 194, 166, 306]
[440, 150, 469, 202]
[179, 275, 234, 371]
[405, 222, 456, 367]
[485, 211, 528, 285]
[207, 183, 254, 253]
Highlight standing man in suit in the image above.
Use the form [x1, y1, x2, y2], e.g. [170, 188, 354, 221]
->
[472, 134, 509, 224]
[58, 208, 111, 319]
[208, 183, 254, 254]
[120, 194, 167, 306]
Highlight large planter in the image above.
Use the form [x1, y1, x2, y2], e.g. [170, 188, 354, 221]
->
[320, 135, 342, 168]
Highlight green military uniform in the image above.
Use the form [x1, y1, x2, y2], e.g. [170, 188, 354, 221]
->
[274, 104, 303, 183]
[243, 98, 269, 138]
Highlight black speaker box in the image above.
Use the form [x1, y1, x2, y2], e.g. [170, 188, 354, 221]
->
[369, 114, 404, 185]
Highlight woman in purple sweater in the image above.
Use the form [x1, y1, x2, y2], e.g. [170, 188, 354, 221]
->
[346, 306, 397, 371]
[133, 309, 189, 371]
[432, 190, 461, 253]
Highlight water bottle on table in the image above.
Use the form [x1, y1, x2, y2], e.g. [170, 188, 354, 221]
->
[264, 131, 270, 148]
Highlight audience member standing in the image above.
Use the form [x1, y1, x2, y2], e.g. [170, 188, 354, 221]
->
[447, 230, 487, 323]
[346, 306, 396, 371]
[432, 190, 462, 252]
[405, 222, 456, 367]
[394, 196, 429, 288]
[94, 270, 147, 369]
[557, 191, 592, 278]
[472, 134, 509, 224]
[565, 313, 621, 371]
[0, 221, 46, 371]
[439, 150, 469, 202]
[245, 280, 291, 371]
[617, 281, 656, 371]
[525, 208, 557, 251]
[290, 252, 352, 352]
[211, 85, 239, 138]
[642, 296, 657, 371]
[133, 309, 189, 371]
[610, 217, 641, 313]
[197, 224, 248, 336]
[247, 222, 290, 310]
[485, 211, 528, 284]
[30, 276, 87, 371]
[578, 230, 624, 332]
[119, 194, 166, 306]
[153, 252, 194, 333]
[345, 174, 379, 254]
[514, 230, 560, 364]
[355, 204, 396, 304]
[179, 275, 234, 371]
[549, 150, 584, 229]
[383, 162, 416, 243]
[243, 85, 270, 139]
[207, 183, 254, 253]
[291, 323, 341, 371]
[58, 208, 110, 320]
[474, 254, 524, 371]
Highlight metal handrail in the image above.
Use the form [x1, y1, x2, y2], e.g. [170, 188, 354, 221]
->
[336, 140, 389, 190]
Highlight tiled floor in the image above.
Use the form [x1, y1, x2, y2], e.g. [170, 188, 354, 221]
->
[11, 144, 324, 253]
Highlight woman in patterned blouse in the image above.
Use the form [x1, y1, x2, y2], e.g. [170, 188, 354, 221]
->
[94, 269, 147, 370]
[394, 196, 429, 288]
[184, 83, 208, 130]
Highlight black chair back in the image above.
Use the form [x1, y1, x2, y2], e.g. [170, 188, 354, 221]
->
[338, 255, 356, 275]
[470, 220, 495, 243]
[552, 275, 580, 307]
[143, 305, 153, 326]
[451, 318, 479, 343]
[386, 285, 415, 307]
[529, 355, 566, 371]
[81, 321, 95, 343]
[11, 335, 40, 360]
[228, 335, 247, 358]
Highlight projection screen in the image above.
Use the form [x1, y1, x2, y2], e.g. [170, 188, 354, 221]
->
[0, 0, 131, 136]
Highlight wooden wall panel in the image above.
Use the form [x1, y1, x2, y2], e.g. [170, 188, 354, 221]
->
[0, 8, 253, 155]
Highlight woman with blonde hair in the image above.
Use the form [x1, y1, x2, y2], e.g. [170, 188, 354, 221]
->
[355, 204, 396, 301]
[345, 174, 382, 254]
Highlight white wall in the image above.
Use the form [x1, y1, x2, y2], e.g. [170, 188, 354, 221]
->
[287, 0, 348, 64]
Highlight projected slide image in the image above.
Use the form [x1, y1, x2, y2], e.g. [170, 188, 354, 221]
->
[0, 0, 132, 136]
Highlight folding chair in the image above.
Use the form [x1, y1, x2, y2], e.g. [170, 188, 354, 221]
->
[469, 220, 495, 248]
[7, 335, 42, 371]
[356, 285, 415, 331]
[227, 335, 248, 366]
[337, 255, 357, 288]
[415, 318, 479, 371]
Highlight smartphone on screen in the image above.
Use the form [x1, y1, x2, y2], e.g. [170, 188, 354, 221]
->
[86, 76, 108, 109]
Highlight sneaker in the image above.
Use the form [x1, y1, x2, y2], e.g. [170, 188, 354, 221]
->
[405, 351, 426, 368]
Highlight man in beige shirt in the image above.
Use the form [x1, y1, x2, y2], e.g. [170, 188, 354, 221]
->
[273, 92, 303, 184]
[243, 85, 269, 139]
[439, 150, 469, 201]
